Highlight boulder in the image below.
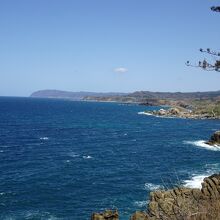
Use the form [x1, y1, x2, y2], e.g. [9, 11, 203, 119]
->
[168, 108, 180, 115]
[91, 210, 119, 220]
[157, 109, 167, 116]
[206, 131, 220, 146]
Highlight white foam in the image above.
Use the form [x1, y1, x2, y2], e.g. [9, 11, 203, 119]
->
[0, 150, 4, 153]
[144, 183, 162, 191]
[40, 137, 49, 140]
[83, 155, 92, 159]
[138, 111, 153, 116]
[0, 192, 5, 196]
[134, 200, 147, 208]
[184, 140, 220, 151]
[183, 175, 208, 189]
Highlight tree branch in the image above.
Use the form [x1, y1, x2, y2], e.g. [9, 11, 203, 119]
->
[211, 6, 220, 12]
[199, 48, 220, 56]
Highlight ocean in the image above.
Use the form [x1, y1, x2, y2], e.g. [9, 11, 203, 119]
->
[0, 97, 220, 220]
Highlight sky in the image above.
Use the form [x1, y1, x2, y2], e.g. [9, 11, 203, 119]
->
[0, 0, 220, 96]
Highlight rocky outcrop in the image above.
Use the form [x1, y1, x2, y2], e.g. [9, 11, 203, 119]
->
[131, 174, 220, 220]
[91, 210, 119, 220]
[92, 174, 220, 220]
[144, 108, 220, 120]
[206, 131, 220, 146]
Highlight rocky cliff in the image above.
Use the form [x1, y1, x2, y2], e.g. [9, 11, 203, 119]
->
[92, 174, 220, 220]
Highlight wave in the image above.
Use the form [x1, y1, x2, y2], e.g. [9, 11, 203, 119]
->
[68, 153, 92, 160]
[138, 111, 153, 116]
[134, 200, 148, 208]
[68, 152, 79, 158]
[2, 211, 59, 220]
[184, 140, 220, 151]
[83, 155, 92, 159]
[138, 111, 182, 119]
[144, 183, 163, 191]
[183, 175, 208, 189]
[40, 137, 49, 140]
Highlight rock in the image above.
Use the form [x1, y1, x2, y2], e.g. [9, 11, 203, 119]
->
[206, 131, 220, 146]
[168, 108, 180, 115]
[158, 109, 167, 116]
[91, 210, 119, 220]
[130, 211, 149, 220]
[92, 174, 220, 220]
[133, 174, 220, 220]
[143, 106, 220, 120]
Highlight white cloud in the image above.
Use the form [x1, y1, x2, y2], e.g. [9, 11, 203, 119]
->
[114, 67, 128, 73]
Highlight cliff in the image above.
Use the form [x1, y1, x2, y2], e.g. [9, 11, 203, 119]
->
[92, 174, 220, 220]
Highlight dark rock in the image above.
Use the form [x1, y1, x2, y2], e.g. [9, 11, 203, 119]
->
[206, 131, 220, 146]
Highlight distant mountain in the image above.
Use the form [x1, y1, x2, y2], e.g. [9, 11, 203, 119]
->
[126, 90, 220, 100]
[83, 90, 220, 105]
[30, 90, 127, 100]
[30, 89, 220, 104]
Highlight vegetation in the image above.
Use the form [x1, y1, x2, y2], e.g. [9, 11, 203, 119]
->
[190, 99, 220, 117]
[186, 6, 220, 72]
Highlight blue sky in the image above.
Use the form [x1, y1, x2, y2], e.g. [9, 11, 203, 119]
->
[0, 0, 220, 96]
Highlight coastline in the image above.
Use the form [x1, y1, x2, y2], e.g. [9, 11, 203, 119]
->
[139, 108, 220, 120]
[92, 174, 220, 220]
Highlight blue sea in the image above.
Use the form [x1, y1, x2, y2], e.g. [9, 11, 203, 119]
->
[0, 97, 220, 220]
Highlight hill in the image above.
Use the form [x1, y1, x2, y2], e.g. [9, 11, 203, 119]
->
[30, 90, 127, 100]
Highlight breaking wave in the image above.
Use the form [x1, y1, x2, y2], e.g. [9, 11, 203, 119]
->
[134, 200, 148, 208]
[184, 140, 220, 151]
[138, 111, 153, 116]
[144, 183, 163, 191]
[183, 175, 207, 189]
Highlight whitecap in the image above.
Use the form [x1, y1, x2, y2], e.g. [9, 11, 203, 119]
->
[134, 200, 147, 208]
[0, 150, 4, 153]
[183, 175, 208, 189]
[69, 153, 79, 158]
[144, 183, 162, 191]
[0, 192, 5, 196]
[40, 137, 49, 140]
[83, 155, 92, 159]
[184, 140, 220, 151]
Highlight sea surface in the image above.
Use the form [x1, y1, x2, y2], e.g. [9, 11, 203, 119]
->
[0, 97, 220, 220]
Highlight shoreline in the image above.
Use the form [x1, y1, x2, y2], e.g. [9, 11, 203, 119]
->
[92, 174, 220, 220]
[139, 107, 220, 120]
